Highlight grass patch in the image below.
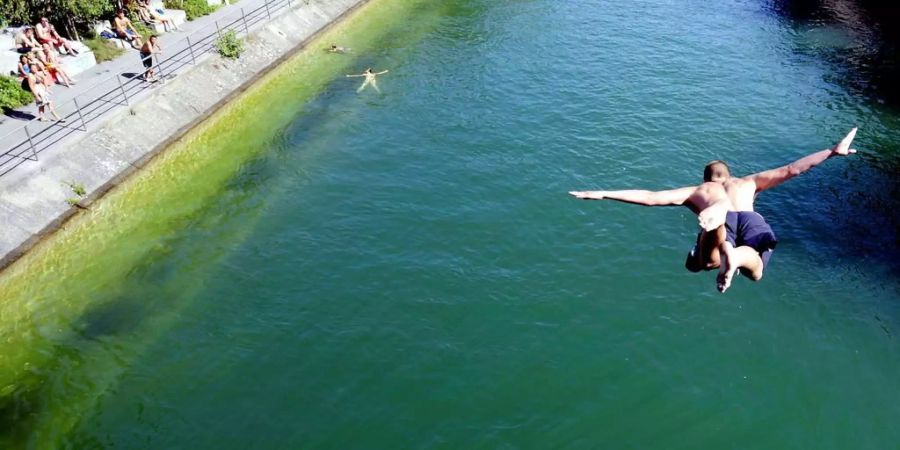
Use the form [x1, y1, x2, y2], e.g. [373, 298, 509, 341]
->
[165, 0, 220, 21]
[84, 37, 126, 63]
[0, 75, 33, 111]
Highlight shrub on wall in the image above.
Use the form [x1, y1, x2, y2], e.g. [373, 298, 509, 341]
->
[215, 30, 244, 59]
[84, 36, 125, 63]
[164, 0, 218, 21]
[0, 75, 33, 111]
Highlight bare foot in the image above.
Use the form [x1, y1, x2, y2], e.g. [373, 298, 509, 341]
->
[698, 201, 728, 232]
[716, 241, 737, 293]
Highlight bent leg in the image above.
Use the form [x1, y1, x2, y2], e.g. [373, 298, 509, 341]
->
[717, 243, 763, 293]
[685, 225, 725, 272]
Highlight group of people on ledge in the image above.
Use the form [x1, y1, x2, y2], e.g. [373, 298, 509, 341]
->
[14, 17, 81, 122]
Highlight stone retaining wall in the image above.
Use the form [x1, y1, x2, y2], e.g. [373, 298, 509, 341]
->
[0, 0, 367, 270]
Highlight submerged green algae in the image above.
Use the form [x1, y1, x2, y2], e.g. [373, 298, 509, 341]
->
[0, 0, 442, 446]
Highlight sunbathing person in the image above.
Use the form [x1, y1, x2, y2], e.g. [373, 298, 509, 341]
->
[569, 128, 859, 293]
[14, 27, 40, 54]
[17, 55, 32, 78]
[39, 43, 75, 87]
[138, 0, 179, 32]
[114, 10, 144, 49]
[346, 68, 389, 93]
[35, 17, 78, 55]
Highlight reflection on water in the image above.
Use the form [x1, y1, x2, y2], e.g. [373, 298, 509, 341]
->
[768, 0, 900, 109]
[765, 1, 900, 273]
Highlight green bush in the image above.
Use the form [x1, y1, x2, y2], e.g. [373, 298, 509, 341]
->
[215, 30, 244, 59]
[0, 75, 33, 111]
[165, 0, 218, 21]
[84, 36, 125, 63]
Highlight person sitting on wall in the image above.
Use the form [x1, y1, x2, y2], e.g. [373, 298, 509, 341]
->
[17, 54, 32, 79]
[113, 10, 144, 49]
[14, 27, 41, 54]
[137, 0, 180, 32]
[38, 43, 76, 87]
[35, 17, 79, 55]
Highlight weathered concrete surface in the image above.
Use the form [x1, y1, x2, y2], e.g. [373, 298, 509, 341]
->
[0, 0, 368, 271]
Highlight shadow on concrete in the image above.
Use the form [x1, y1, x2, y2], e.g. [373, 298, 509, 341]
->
[2, 108, 36, 122]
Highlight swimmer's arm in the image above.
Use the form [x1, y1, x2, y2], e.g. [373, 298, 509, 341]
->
[375, 70, 389, 75]
[749, 127, 858, 192]
[346, 73, 365, 77]
[569, 187, 695, 206]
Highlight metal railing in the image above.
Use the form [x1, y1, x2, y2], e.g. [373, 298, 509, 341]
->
[0, 0, 296, 177]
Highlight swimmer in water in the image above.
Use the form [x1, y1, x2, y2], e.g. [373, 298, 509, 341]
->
[327, 44, 348, 54]
[346, 67, 389, 93]
[570, 128, 859, 293]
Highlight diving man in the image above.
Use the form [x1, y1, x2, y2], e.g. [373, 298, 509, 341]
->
[570, 128, 858, 292]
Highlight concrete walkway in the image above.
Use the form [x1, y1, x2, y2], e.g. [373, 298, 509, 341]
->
[0, 0, 366, 271]
[0, 0, 272, 165]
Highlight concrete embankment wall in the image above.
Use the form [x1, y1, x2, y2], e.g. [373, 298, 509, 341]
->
[0, 0, 366, 271]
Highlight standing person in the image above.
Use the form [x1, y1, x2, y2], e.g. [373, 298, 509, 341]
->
[39, 43, 76, 87]
[114, 10, 144, 49]
[346, 68, 389, 93]
[140, 35, 162, 81]
[569, 128, 859, 293]
[14, 27, 40, 54]
[24, 64, 63, 122]
[35, 17, 78, 55]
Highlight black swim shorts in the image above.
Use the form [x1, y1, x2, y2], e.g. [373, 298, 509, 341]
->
[724, 211, 778, 269]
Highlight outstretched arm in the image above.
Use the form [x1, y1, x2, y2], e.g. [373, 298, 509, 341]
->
[375, 70, 389, 75]
[346, 73, 364, 77]
[569, 186, 696, 207]
[748, 127, 858, 192]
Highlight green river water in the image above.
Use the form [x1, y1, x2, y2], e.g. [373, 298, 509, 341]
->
[1, 0, 899, 448]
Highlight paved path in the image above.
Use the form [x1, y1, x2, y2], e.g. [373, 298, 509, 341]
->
[0, 0, 272, 161]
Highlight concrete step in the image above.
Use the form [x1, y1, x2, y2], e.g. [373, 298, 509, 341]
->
[58, 50, 98, 77]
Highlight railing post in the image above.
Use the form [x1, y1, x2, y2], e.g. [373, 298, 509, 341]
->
[73, 98, 88, 131]
[264, 0, 271, 19]
[187, 35, 197, 65]
[23, 124, 38, 161]
[215, 20, 221, 38]
[117, 75, 130, 106]
[155, 54, 165, 83]
[241, 8, 249, 36]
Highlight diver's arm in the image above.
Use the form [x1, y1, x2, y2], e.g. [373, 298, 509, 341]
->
[568, 186, 696, 206]
[749, 127, 858, 192]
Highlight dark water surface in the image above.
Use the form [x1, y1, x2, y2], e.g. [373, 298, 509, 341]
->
[2, 0, 899, 448]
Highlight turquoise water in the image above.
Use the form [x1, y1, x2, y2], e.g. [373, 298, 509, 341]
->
[5, 0, 900, 447]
